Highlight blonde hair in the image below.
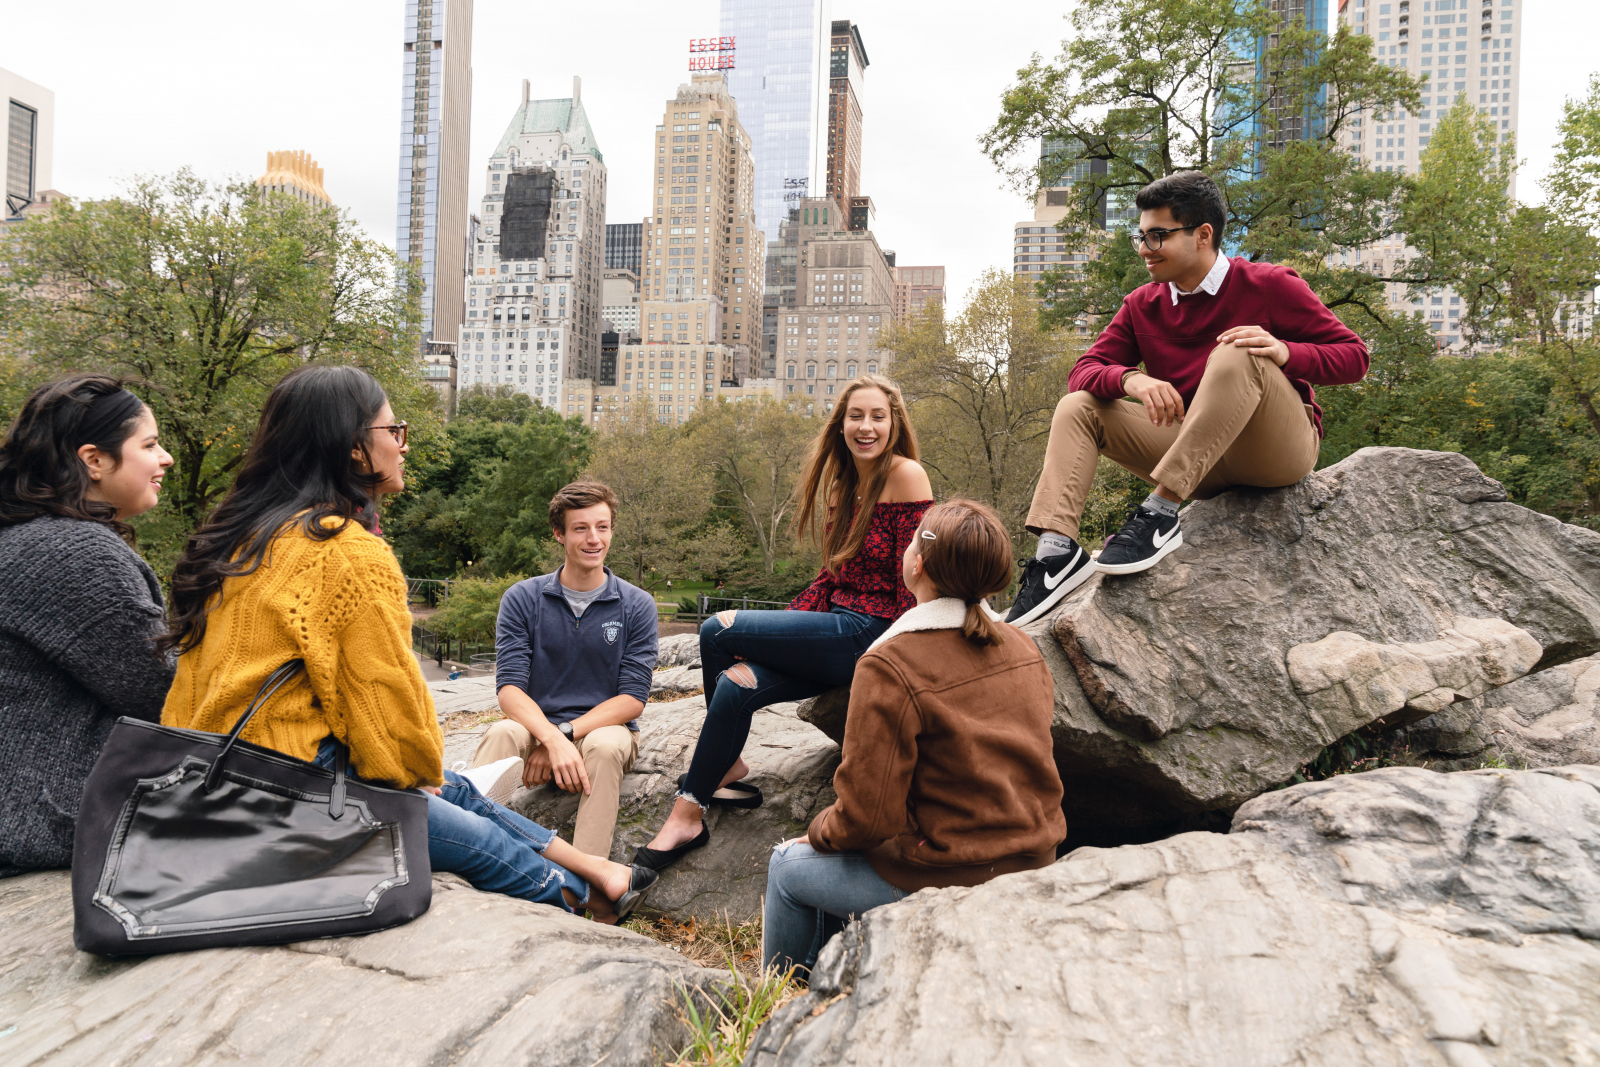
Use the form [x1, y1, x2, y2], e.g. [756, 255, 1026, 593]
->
[792, 375, 921, 573]
[911, 499, 1014, 646]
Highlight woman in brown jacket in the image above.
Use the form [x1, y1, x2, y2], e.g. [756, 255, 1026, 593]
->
[762, 499, 1067, 976]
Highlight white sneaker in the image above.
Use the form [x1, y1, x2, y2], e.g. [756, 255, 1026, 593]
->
[457, 756, 524, 804]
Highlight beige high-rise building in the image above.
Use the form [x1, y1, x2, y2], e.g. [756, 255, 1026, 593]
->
[891, 265, 945, 323]
[773, 197, 894, 415]
[257, 151, 332, 207]
[558, 344, 777, 428]
[639, 74, 765, 370]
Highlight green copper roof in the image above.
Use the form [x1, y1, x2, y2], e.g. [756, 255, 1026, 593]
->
[494, 97, 604, 164]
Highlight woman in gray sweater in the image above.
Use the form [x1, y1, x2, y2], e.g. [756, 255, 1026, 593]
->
[0, 375, 176, 877]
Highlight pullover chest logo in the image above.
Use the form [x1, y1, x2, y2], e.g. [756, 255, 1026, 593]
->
[602, 621, 622, 645]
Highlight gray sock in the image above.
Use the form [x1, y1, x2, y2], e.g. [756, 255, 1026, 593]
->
[1036, 531, 1077, 560]
[1141, 492, 1180, 518]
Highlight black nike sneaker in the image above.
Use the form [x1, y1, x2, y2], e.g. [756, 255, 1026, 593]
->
[1096, 505, 1183, 575]
[1006, 538, 1097, 626]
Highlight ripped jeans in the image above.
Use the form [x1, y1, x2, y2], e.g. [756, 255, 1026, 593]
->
[314, 739, 588, 913]
[679, 608, 889, 808]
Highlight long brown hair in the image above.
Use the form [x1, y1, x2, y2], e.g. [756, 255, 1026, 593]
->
[792, 375, 920, 572]
[912, 499, 1013, 646]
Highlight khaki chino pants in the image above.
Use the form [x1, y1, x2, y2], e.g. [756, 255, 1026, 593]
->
[1026, 344, 1321, 540]
[472, 720, 639, 858]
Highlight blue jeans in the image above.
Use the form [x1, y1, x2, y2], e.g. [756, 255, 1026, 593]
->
[763, 841, 905, 976]
[314, 740, 588, 913]
[681, 608, 889, 806]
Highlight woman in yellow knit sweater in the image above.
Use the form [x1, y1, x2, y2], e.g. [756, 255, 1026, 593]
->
[160, 365, 656, 921]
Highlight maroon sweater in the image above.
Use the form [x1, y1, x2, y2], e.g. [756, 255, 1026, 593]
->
[1068, 257, 1368, 436]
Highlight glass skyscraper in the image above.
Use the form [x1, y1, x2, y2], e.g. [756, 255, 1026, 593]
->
[718, 0, 832, 249]
[396, 0, 473, 361]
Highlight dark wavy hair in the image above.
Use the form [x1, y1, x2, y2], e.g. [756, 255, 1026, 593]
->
[0, 374, 150, 542]
[163, 365, 389, 655]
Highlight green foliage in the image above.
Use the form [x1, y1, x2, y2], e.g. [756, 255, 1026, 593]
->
[1546, 72, 1600, 223]
[456, 383, 537, 425]
[0, 171, 435, 571]
[387, 405, 589, 578]
[670, 960, 801, 1067]
[426, 574, 527, 644]
[888, 272, 1080, 553]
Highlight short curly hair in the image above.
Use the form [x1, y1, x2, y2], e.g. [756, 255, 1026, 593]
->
[548, 480, 618, 533]
[1134, 171, 1227, 249]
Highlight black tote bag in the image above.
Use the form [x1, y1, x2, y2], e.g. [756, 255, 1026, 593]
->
[72, 660, 432, 955]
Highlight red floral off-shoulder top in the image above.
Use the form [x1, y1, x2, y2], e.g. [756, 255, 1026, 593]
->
[789, 499, 933, 621]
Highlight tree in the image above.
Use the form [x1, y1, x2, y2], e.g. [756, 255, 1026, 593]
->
[386, 404, 589, 578]
[456, 383, 536, 425]
[0, 170, 433, 568]
[687, 396, 814, 573]
[887, 273, 1080, 549]
[585, 396, 740, 588]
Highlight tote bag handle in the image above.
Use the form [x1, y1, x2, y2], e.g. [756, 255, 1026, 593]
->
[199, 659, 350, 819]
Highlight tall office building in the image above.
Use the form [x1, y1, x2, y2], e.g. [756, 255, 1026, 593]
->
[826, 21, 868, 217]
[396, 0, 473, 399]
[719, 0, 833, 245]
[257, 151, 332, 207]
[892, 266, 945, 323]
[772, 197, 895, 415]
[3, 68, 53, 219]
[605, 222, 642, 272]
[639, 73, 765, 365]
[458, 78, 608, 398]
[1336, 0, 1522, 347]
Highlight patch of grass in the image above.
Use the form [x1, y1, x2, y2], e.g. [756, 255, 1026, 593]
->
[440, 709, 504, 733]
[624, 913, 763, 978]
[649, 687, 704, 703]
[637, 915, 800, 1067]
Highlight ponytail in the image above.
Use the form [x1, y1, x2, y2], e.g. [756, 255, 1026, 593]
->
[914, 499, 1014, 647]
[960, 600, 1006, 648]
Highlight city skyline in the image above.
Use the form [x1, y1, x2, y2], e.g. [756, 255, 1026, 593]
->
[4, 0, 1596, 320]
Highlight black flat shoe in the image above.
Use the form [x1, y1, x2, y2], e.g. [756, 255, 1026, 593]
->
[613, 865, 659, 921]
[631, 823, 710, 871]
[677, 773, 765, 809]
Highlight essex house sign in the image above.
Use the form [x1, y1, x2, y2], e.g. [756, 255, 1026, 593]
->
[688, 36, 736, 71]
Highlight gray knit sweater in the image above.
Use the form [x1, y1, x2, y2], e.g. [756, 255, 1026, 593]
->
[0, 516, 174, 876]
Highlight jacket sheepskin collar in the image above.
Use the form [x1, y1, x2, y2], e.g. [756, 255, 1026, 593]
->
[868, 597, 1003, 652]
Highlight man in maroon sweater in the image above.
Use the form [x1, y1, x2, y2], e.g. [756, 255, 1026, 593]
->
[1007, 171, 1368, 626]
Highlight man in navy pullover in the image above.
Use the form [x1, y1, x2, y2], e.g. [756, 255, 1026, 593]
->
[466, 481, 659, 858]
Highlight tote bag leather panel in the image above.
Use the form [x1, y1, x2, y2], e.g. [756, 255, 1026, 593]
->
[72, 662, 432, 955]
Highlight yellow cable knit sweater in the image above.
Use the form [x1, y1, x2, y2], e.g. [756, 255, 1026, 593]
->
[161, 517, 444, 788]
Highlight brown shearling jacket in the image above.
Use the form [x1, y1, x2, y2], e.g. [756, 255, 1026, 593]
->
[807, 598, 1067, 892]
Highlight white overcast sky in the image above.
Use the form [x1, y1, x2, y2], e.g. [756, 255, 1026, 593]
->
[5, 0, 1596, 313]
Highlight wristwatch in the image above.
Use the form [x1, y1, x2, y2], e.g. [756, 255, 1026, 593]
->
[557, 721, 575, 744]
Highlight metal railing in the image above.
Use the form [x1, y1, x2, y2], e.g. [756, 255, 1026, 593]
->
[407, 578, 453, 608]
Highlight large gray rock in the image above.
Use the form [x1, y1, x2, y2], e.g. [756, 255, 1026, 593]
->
[1024, 446, 1600, 842]
[1397, 652, 1600, 769]
[1, 870, 720, 1067]
[747, 764, 1600, 1067]
[506, 695, 839, 922]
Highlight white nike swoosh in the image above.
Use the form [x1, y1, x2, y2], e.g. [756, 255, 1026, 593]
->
[1152, 525, 1178, 549]
[1043, 549, 1082, 589]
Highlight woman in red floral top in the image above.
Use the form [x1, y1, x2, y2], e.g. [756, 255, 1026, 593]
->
[635, 377, 933, 870]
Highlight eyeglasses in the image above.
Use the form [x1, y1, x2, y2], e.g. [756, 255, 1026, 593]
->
[1129, 225, 1200, 251]
[369, 421, 408, 446]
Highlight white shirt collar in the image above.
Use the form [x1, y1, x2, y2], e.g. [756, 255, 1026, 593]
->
[1169, 253, 1229, 306]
